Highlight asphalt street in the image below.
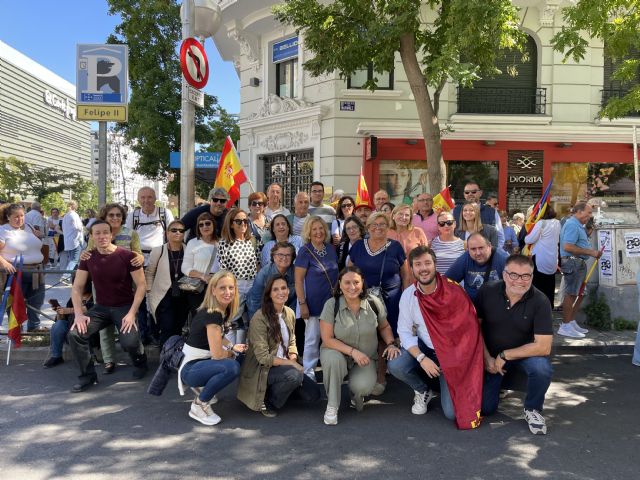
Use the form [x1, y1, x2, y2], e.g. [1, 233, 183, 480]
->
[0, 353, 638, 480]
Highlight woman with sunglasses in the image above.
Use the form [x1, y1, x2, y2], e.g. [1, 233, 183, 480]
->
[331, 196, 355, 246]
[146, 220, 190, 345]
[430, 211, 465, 274]
[182, 212, 219, 320]
[455, 201, 498, 248]
[83, 203, 144, 374]
[336, 215, 365, 271]
[215, 208, 261, 344]
[248, 191, 269, 244]
[260, 214, 303, 267]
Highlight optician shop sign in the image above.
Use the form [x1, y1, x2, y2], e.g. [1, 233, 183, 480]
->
[272, 36, 298, 63]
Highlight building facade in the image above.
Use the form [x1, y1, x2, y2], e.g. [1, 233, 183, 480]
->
[211, 0, 639, 220]
[0, 40, 92, 183]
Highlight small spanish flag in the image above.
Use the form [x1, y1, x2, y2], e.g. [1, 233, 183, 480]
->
[6, 268, 27, 348]
[356, 167, 370, 207]
[214, 136, 248, 208]
[432, 186, 455, 212]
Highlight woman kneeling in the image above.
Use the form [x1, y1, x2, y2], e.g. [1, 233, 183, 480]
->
[319, 266, 400, 425]
[238, 275, 321, 417]
[178, 271, 246, 426]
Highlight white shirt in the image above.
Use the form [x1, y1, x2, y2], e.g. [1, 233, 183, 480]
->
[525, 219, 561, 275]
[309, 203, 336, 227]
[125, 207, 175, 262]
[24, 210, 46, 244]
[275, 313, 290, 359]
[62, 210, 83, 250]
[181, 238, 218, 275]
[265, 205, 290, 221]
[0, 224, 44, 264]
[397, 284, 434, 351]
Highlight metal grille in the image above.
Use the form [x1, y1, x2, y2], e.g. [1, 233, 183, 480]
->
[601, 88, 640, 117]
[263, 149, 314, 210]
[457, 87, 547, 115]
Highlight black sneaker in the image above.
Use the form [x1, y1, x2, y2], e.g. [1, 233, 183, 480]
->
[132, 364, 148, 380]
[71, 374, 98, 393]
[43, 357, 64, 369]
[260, 403, 277, 418]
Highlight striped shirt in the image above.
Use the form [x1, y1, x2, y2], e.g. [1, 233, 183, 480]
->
[430, 236, 465, 274]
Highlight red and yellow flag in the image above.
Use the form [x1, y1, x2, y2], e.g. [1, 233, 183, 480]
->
[214, 136, 247, 208]
[7, 270, 27, 348]
[356, 167, 370, 207]
[432, 186, 455, 212]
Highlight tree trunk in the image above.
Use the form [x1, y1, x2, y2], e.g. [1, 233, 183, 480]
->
[398, 32, 446, 193]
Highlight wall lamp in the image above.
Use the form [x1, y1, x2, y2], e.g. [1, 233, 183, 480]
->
[406, 139, 418, 145]
[249, 77, 261, 87]
[483, 140, 496, 146]
[558, 142, 573, 148]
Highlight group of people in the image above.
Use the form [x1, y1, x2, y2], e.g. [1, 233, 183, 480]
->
[0, 178, 604, 435]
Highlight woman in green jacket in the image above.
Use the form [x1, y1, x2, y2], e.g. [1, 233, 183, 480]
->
[237, 275, 321, 417]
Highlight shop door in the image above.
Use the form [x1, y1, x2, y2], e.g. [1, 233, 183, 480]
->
[262, 149, 314, 210]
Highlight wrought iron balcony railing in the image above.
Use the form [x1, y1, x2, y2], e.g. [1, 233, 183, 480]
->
[457, 86, 547, 115]
[601, 87, 640, 117]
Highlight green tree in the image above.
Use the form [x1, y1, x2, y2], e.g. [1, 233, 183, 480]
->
[107, 0, 220, 194]
[0, 156, 83, 201]
[551, 0, 640, 119]
[0, 156, 23, 200]
[273, 0, 525, 192]
[41, 192, 66, 215]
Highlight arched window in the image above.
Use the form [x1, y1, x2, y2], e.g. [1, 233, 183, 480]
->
[457, 35, 544, 114]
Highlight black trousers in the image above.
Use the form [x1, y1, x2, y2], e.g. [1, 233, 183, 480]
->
[155, 290, 189, 345]
[532, 256, 556, 308]
[266, 365, 321, 409]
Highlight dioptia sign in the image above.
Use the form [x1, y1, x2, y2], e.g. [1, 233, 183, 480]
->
[43, 90, 76, 120]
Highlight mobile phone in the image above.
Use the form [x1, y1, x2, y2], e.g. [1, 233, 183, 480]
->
[49, 299, 61, 309]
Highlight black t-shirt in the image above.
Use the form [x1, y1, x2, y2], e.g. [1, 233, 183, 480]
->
[474, 280, 553, 357]
[181, 205, 227, 241]
[186, 309, 229, 350]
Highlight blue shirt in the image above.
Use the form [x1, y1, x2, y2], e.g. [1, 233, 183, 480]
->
[560, 216, 590, 259]
[294, 243, 339, 316]
[245, 263, 296, 321]
[445, 248, 508, 300]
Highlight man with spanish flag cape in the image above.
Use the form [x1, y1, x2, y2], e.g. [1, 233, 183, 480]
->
[388, 245, 483, 430]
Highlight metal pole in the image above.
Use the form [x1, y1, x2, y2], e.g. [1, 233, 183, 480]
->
[98, 121, 107, 206]
[180, 0, 195, 217]
[633, 125, 639, 219]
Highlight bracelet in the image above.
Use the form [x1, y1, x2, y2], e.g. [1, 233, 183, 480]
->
[386, 341, 395, 347]
[299, 299, 306, 305]
[416, 353, 426, 363]
[350, 347, 355, 357]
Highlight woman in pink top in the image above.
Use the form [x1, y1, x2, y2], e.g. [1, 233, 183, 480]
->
[387, 204, 428, 256]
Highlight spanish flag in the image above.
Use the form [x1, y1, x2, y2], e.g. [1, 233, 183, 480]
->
[6, 269, 27, 348]
[522, 179, 553, 255]
[432, 185, 455, 212]
[214, 136, 247, 208]
[356, 167, 370, 207]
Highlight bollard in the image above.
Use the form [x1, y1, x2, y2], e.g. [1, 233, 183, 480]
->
[633, 271, 640, 366]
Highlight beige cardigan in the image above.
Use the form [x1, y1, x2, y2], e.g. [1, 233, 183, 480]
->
[145, 243, 176, 319]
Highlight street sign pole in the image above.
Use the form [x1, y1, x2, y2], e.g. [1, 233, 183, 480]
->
[179, 1, 195, 218]
[98, 121, 107, 206]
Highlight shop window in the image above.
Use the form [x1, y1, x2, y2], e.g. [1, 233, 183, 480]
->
[447, 161, 499, 207]
[276, 59, 297, 98]
[551, 162, 636, 216]
[348, 64, 393, 90]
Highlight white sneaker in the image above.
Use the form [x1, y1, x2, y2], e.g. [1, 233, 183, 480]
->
[411, 389, 435, 415]
[189, 398, 221, 426]
[570, 320, 589, 334]
[557, 323, 585, 338]
[190, 387, 218, 404]
[323, 406, 338, 425]
[523, 408, 547, 435]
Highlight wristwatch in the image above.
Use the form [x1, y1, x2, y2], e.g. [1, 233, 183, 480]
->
[499, 351, 507, 361]
[416, 353, 426, 363]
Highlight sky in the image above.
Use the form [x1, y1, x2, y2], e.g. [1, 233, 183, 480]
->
[0, 0, 240, 112]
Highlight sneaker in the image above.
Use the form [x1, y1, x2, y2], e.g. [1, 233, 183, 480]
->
[557, 323, 585, 338]
[260, 403, 277, 418]
[190, 388, 218, 405]
[189, 398, 221, 426]
[71, 374, 98, 393]
[43, 357, 64, 369]
[350, 393, 364, 412]
[411, 389, 435, 415]
[523, 408, 547, 435]
[323, 406, 338, 425]
[570, 320, 589, 334]
[370, 382, 386, 396]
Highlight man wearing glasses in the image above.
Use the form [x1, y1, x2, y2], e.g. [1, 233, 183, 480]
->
[308, 181, 335, 226]
[412, 193, 438, 241]
[452, 181, 504, 247]
[181, 187, 230, 240]
[445, 233, 507, 301]
[474, 254, 553, 435]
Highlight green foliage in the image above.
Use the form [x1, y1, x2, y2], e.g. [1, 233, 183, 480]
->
[551, 0, 640, 118]
[40, 192, 66, 215]
[72, 179, 112, 213]
[612, 316, 637, 331]
[107, 0, 220, 191]
[583, 292, 613, 330]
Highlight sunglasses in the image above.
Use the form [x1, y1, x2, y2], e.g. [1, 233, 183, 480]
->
[169, 228, 186, 233]
[198, 221, 213, 227]
[209, 198, 227, 204]
[107, 213, 122, 218]
[438, 220, 454, 227]
[251, 201, 265, 207]
[232, 219, 249, 225]
[464, 190, 479, 195]
[341, 203, 354, 208]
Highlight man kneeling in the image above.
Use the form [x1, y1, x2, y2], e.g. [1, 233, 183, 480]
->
[474, 254, 553, 435]
[68, 220, 148, 392]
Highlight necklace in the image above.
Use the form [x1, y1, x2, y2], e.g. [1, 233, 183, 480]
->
[312, 243, 327, 257]
[168, 247, 184, 280]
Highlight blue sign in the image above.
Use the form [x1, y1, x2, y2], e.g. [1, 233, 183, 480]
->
[170, 151, 221, 169]
[272, 36, 298, 63]
[76, 44, 128, 105]
[340, 101, 356, 112]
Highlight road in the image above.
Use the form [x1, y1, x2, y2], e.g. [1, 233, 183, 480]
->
[0, 353, 638, 479]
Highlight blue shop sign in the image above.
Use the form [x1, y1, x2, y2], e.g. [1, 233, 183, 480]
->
[272, 36, 298, 63]
[170, 151, 221, 169]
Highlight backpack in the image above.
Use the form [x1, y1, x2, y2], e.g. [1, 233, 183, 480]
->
[334, 294, 380, 319]
[132, 207, 168, 242]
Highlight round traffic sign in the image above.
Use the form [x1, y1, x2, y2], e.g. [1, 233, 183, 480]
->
[180, 38, 209, 89]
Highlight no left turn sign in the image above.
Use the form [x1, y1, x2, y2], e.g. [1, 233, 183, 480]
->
[180, 38, 209, 89]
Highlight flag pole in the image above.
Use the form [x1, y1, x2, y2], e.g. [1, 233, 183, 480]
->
[572, 244, 607, 308]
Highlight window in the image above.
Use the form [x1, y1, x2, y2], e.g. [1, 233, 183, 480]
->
[602, 46, 640, 116]
[276, 59, 297, 98]
[348, 64, 393, 90]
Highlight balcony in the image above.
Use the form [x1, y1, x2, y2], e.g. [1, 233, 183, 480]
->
[601, 88, 640, 117]
[457, 86, 547, 115]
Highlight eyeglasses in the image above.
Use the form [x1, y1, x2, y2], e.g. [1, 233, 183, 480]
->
[438, 220, 454, 227]
[169, 228, 186, 233]
[250, 201, 265, 207]
[209, 198, 227, 204]
[345, 225, 360, 232]
[504, 271, 533, 281]
[341, 203, 354, 208]
[370, 223, 388, 229]
[107, 213, 122, 218]
[310, 189, 324, 194]
[198, 221, 213, 227]
[418, 198, 433, 202]
[274, 253, 293, 259]
[464, 190, 479, 195]
[232, 219, 249, 225]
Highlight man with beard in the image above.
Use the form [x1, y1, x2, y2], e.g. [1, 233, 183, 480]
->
[387, 245, 484, 429]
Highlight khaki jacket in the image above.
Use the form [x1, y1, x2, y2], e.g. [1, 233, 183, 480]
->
[237, 306, 298, 411]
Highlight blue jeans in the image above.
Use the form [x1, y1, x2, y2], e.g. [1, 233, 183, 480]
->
[482, 356, 553, 414]
[64, 246, 81, 275]
[181, 358, 241, 403]
[633, 320, 640, 366]
[49, 319, 70, 358]
[387, 341, 455, 421]
[21, 271, 45, 330]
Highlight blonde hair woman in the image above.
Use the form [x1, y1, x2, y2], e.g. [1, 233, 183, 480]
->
[388, 204, 428, 257]
[455, 201, 498, 248]
[177, 271, 246, 426]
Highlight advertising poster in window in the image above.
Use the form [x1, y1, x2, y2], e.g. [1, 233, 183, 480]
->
[378, 160, 429, 205]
